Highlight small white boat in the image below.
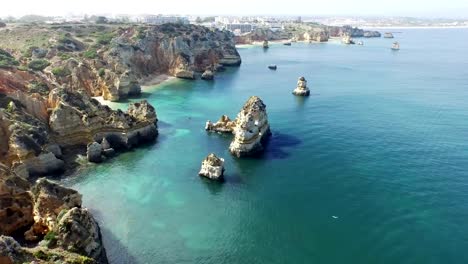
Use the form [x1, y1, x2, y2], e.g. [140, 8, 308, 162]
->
[357, 41, 364, 45]
[268, 65, 277, 70]
[391, 42, 400, 50]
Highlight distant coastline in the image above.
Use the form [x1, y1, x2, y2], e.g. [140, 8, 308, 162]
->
[363, 25, 468, 29]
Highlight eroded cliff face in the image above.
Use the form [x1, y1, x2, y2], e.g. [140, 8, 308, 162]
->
[0, 176, 107, 263]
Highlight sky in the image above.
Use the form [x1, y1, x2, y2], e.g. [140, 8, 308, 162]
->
[1, 0, 468, 18]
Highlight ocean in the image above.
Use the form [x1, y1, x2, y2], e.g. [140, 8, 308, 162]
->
[64, 28, 468, 264]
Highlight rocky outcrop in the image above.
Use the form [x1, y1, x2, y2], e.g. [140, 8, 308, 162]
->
[229, 96, 271, 157]
[328, 25, 381, 38]
[198, 153, 225, 181]
[0, 235, 23, 263]
[0, 174, 107, 263]
[206, 97, 271, 157]
[0, 174, 34, 236]
[56, 207, 107, 262]
[303, 29, 329, 42]
[25, 178, 82, 241]
[48, 89, 158, 149]
[201, 70, 214, 80]
[102, 24, 241, 95]
[293, 77, 310, 96]
[205, 115, 236, 133]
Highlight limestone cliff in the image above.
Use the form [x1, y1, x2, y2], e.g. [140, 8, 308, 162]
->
[0, 24, 241, 102]
[0, 176, 107, 263]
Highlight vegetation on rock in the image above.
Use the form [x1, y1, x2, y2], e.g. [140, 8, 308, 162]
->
[28, 59, 50, 71]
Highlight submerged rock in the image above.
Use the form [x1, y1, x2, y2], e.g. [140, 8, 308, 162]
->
[229, 96, 271, 157]
[201, 70, 214, 80]
[198, 153, 225, 180]
[292, 77, 310, 96]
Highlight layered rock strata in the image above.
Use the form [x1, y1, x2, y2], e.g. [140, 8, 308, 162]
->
[205, 115, 236, 133]
[0, 176, 107, 263]
[206, 97, 271, 157]
[229, 96, 271, 157]
[292, 77, 310, 96]
[198, 153, 225, 180]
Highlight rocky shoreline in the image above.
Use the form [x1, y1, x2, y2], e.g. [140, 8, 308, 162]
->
[0, 22, 242, 263]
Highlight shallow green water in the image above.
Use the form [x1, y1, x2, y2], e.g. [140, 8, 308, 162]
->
[64, 28, 468, 264]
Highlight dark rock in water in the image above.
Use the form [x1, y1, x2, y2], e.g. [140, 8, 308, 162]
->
[102, 148, 116, 157]
[86, 142, 102, 163]
[198, 153, 225, 180]
[201, 70, 214, 80]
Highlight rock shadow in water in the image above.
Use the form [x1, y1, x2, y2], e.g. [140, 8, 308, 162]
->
[261, 131, 302, 160]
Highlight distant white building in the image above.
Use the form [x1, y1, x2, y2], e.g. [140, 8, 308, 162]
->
[143, 15, 189, 25]
[225, 23, 254, 34]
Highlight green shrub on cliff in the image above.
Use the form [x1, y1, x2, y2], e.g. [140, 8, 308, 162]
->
[52, 67, 71, 77]
[96, 33, 114, 45]
[28, 81, 49, 96]
[98, 68, 105, 77]
[0, 48, 19, 68]
[83, 48, 98, 59]
[28, 59, 50, 71]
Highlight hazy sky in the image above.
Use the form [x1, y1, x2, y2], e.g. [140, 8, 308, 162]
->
[1, 0, 467, 18]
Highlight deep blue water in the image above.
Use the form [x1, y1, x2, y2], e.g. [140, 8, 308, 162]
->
[64, 28, 468, 264]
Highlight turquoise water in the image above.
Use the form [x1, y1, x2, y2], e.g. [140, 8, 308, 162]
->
[64, 28, 468, 264]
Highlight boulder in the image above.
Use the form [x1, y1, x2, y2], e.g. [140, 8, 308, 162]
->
[56, 207, 107, 262]
[201, 70, 214, 80]
[175, 69, 195, 79]
[292, 76, 310, 96]
[229, 96, 271, 157]
[86, 142, 102, 163]
[198, 153, 225, 181]
[45, 144, 62, 159]
[13, 153, 65, 179]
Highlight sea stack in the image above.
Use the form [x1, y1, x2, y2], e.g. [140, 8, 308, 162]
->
[229, 96, 271, 157]
[292, 77, 310, 96]
[198, 153, 225, 181]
